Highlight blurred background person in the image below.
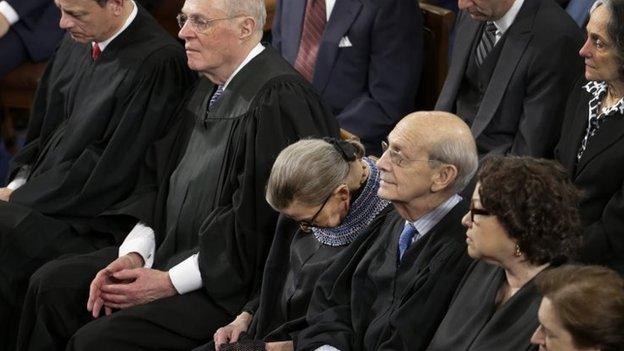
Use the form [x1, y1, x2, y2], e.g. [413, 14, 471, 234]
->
[203, 138, 390, 351]
[556, 0, 624, 275]
[426, 156, 583, 351]
[531, 265, 624, 351]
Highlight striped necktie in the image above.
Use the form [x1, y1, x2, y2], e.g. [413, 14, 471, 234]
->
[294, 0, 326, 82]
[209, 85, 224, 109]
[475, 21, 497, 67]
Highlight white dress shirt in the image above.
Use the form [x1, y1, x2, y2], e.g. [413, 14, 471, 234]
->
[0, 1, 19, 25]
[491, 0, 525, 44]
[120, 42, 266, 295]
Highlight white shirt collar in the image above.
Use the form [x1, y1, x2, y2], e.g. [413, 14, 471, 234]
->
[326, 0, 336, 21]
[94, 0, 138, 52]
[222, 43, 265, 90]
[493, 0, 525, 37]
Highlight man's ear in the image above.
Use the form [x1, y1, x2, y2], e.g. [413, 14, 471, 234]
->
[238, 16, 257, 40]
[107, 0, 125, 16]
[334, 183, 350, 201]
[431, 164, 458, 193]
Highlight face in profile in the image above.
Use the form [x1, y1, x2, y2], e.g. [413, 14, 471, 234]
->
[178, 0, 242, 76]
[531, 297, 600, 351]
[461, 183, 516, 264]
[579, 4, 621, 83]
[55, 0, 119, 43]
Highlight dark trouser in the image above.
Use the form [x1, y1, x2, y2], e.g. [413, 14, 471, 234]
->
[0, 201, 113, 351]
[18, 248, 234, 351]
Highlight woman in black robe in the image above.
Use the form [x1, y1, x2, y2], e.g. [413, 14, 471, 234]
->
[197, 138, 391, 351]
[426, 156, 583, 351]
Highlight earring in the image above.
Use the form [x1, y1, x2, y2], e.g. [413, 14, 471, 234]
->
[514, 244, 522, 257]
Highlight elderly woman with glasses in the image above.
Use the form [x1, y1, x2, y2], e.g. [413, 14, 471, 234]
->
[195, 137, 390, 351]
[426, 156, 583, 351]
[556, 0, 624, 275]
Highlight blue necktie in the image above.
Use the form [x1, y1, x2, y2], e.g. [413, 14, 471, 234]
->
[398, 223, 418, 261]
[209, 85, 224, 108]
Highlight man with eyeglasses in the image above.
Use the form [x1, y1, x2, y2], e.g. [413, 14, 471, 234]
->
[16, 0, 338, 350]
[296, 111, 478, 351]
[0, 0, 196, 349]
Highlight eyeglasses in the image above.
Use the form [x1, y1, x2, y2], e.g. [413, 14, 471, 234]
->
[380, 141, 439, 168]
[176, 13, 243, 34]
[299, 193, 332, 232]
[468, 204, 492, 222]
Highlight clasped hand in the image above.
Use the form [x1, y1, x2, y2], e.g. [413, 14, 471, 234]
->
[87, 253, 177, 318]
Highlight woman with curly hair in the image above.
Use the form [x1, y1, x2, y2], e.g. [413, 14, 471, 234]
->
[426, 156, 583, 351]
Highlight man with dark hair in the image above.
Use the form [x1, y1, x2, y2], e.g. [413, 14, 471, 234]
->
[436, 0, 583, 158]
[0, 0, 195, 348]
[17, 0, 338, 350]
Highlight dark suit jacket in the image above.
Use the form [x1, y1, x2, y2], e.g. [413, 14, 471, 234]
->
[555, 81, 624, 275]
[6, 0, 64, 61]
[436, 0, 583, 157]
[272, 0, 423, 155]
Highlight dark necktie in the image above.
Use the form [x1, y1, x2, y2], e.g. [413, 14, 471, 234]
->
[209, 85, 224, 109]
[475, 21, 497, 67]
[91, 43, 101, 61]
[398, 223, 418, 261]
[294, 0, 326, 82]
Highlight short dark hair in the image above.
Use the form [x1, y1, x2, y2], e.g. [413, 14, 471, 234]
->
[94, 0, 107, 6]
[477, 156, 582, 265]
[536, 265, 624, 351]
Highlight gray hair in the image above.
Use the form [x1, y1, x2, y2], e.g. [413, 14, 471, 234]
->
[266, 139, 365, 211]
[428, 135, 478, 194]
[219, 0, 266, 34]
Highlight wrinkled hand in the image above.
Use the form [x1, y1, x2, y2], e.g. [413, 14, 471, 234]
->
[0, 187, 13, 202]
[265, 341, 294, 351]
[87, 253, 143, 318]
[214, 312, 253, 350]
[0, 14, 9, 38]
[99, 267, 176, 310]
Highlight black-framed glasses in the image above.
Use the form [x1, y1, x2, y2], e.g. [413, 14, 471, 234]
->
[176, 13, 243, 34]
[299, 193, 332, 232]
[381, 141, 439, 168]
[469, 204, 492, 222]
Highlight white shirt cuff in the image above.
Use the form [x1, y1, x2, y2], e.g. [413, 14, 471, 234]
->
[168, 254, 202, 295]
[315, 346, 342, 351]
[118, 222, 155, 268]
[0, 1, 19, 25]
[6, 176, 26, 191]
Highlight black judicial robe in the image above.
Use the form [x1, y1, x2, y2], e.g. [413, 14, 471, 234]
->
[426, 261, 542, 351]
[108, 47, 340, 317]
[246, 207, 391, 343]
[296, 203, 473, 351]
[8, 5, 194, 237]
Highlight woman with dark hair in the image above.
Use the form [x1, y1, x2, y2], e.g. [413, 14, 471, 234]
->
[531, 265, 624, 351]
[426, 156, 583, 351]
[194, 138, 390, 351]
[556, 0, 624, 275]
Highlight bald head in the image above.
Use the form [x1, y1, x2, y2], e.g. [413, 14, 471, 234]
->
[390, 111, 478, 193]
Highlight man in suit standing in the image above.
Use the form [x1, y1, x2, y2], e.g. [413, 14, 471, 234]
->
[436, 0, 583, 158]
[272, 0, 423, 155]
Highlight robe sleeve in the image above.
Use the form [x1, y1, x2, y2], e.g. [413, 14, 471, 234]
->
[10, 49, 195, 225]
[197, 78, 339, 316]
